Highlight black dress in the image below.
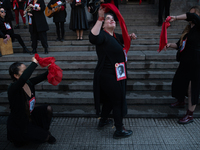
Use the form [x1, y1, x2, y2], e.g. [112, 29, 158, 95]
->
[89, 30, 127, 130]
[172, 12, 200, 105]
[7, 62, 51, 145]
[69, 0, 89, 31]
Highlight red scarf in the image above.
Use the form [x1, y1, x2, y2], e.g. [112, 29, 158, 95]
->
[139, 0, 142, 5]
[158, 16, 171, 52]
[35, 54, 63, 86]
[101, 3, 131, 54]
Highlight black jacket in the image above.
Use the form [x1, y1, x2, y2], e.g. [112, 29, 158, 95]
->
[27, 0, 49, 33]
[2, 0, 14, 22]
[0, 16, 12, 39]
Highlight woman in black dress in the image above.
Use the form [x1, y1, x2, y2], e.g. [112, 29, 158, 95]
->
[165, 6, 200, 124]
[24, 0, 49, 54]
[7, 57, 56, 147]
[89, 7, 136, 139]
[47, 0, 67, 42]
[69, 0, 89, 40]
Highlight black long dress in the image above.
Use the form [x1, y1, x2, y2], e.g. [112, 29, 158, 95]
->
[69, 0, 89, 31]
[172, 12, 200, 105]
[7, 62, 51, 146]
[89, 30, 127, 130]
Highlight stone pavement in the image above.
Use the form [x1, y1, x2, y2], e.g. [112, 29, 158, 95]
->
[0, 116, 200, 150]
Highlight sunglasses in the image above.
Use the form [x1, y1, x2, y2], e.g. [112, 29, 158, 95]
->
[0, 10, 6, 13]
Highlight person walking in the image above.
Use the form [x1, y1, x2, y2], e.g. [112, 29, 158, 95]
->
[165, 6, 200, 124]
[89, 7, 136, 138]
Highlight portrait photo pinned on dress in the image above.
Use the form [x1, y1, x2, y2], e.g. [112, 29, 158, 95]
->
[115, 62, 127, 81]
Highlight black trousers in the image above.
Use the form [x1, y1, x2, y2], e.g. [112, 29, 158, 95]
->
[55, 22, 65, 39]
[10, 33, 25, 48]
[158, 0, 171, 23]
[31, 31, 48, 49]
[99, 69, 126, 131]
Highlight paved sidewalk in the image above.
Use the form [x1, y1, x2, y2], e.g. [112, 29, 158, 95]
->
[0, 116, 200, 150]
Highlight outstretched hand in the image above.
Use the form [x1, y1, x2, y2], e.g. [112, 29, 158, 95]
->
[32, 57, 38, 64]
[129, 33, 137, 40]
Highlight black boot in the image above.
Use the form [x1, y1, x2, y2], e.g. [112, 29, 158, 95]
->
[30, 49, 37, 55]
[98, 118, 113, 128]
[113, 127, 133, 139]
[44, 48, 48, 54]
[23, 46, 30, 53]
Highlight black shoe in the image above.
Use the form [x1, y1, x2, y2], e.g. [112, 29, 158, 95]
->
[23, 46, 31, 53]
[98, 119, 113, 128]
[30, 49, 37, 55]
[14, 24, 19, 29]
[60, 38, 64, 42]
[44, 48, 48, 54]
[48, 135, 56, 144]
[113, 128, 133, 139]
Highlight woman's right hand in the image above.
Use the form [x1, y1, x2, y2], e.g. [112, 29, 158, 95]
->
[32, 57, 38, 64]
[164, 43, 171, 51]
[98, 6, 105, 17]
[169, 16, 176, 22]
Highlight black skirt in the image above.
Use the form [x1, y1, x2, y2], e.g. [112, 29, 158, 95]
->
[69, 6, 89, 31]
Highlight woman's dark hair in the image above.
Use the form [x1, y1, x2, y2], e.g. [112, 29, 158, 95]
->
[9, 62, 23, 81]
[180, 6, 200, 46]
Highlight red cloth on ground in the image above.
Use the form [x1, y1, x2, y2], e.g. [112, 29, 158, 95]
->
[158, 16, 171, 52]
[34, 54, 63, 86]
[101, 3, 131, 54]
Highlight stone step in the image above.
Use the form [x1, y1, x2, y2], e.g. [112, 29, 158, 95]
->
[0, 79, 172, 91]
[0, 51, 177, 62]
[0, 69, 176, 80]
[2, 103, 200, 118]
[0, 61, 179, 70]
[0, 90, 175, 105]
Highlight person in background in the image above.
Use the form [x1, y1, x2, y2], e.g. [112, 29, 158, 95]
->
[89, 7, 136, 138]
[0, 7, 29, 53]
[69, 0, 89, 40]
[13, 0, 27, 29]
[158, 0, 171, 26]
[7, 57, 56, 147]
[24, 0, 49, 54]
[47, 0, 67, 42]
[165, 6, 200, 124]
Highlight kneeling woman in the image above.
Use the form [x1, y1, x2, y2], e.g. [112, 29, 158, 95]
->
[7, 57, 56, 147]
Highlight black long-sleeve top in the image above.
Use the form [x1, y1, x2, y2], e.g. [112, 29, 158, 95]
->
[0, 16, 12, 39]
[89, 30, 126, 115]
[176, 12, 200, 63]
[7, 62, 48, 131]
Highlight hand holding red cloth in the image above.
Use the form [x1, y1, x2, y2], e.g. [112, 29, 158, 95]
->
[34, 54, 63, 86]
[158, 16, 171, 52]
[101, 3, 131, 54]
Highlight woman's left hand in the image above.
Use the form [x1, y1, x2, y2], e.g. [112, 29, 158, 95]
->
[129, 33, 137, 40]
[169, 16, 176, 22]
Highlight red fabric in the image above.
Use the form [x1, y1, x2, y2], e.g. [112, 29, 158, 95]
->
[158, 16, 171, 52]
[34, 54, 63, 86]
[101, 3, 131, 54]
[15, 9, 26, 24]
[61, 6, 65, 11]
[13, 0, 19, 9]
[139, 0, 142, 5]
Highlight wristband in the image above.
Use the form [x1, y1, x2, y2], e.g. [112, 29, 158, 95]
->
[98, 16, 104, 21]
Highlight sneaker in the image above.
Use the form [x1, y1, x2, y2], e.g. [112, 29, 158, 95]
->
[113, 128, 133, 139]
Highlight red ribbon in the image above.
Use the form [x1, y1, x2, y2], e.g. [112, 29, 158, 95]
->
[101, 3, 131, 54]
[158, 16, 171, 52]
[35, 54, 63, 86]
